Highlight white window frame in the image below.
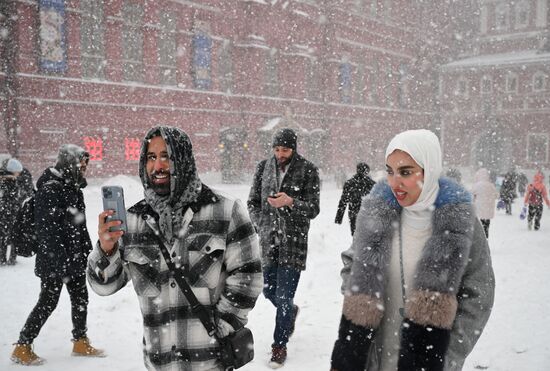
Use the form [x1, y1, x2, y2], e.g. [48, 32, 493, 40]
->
[506, 72, 518, 93]
[515, 1, 530, 29]
[495, 3, 510, 30]
[532, 71, 547, 91]
[527, 133, 549, 163]
[481, 75, 492, 94]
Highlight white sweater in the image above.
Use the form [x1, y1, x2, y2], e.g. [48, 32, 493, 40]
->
[378, 213, 432, 371]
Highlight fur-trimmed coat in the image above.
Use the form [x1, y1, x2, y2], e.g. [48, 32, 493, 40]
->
[333, 178, 495, 371]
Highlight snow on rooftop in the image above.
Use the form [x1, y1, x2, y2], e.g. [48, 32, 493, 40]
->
[443, 50, 550, 69]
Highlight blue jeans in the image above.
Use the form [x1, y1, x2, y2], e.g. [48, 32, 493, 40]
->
[263, 264, 301, 347]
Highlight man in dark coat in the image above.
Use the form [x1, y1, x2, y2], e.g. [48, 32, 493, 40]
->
[334, 162, 376, 235]
[0, 160, 21, 265]
[500, 170, 517, 215]
[11, 144, 104, 366]
[248, 128, 320, 367]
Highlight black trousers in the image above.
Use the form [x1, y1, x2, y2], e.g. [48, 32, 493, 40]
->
[480, 219, 490, 238]
[18, 275, 88, 344]
[528, 204, 544, 230]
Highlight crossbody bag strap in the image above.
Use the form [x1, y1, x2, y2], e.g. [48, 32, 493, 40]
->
[155, 234, 219, 338]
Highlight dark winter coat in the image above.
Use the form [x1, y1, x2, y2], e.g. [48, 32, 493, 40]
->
[332, 178, 495, 371]
[335, 171, 375, 234]
[499, 172, 517, 202]
[0, 170, 19, 235]
[17, 168, 35, 203]
[248, 152, 320, 270]
[34, 167, 92, 279]
[88, 126, 263, 371]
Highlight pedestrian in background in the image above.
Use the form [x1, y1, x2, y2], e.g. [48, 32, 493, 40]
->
[524, 171, 550, 231]
[248, 128, 320, 368]
[472, 168, 498, 237]
[335, 162, 376, 236]
[0, 158, 22, 265]
[499, 170, 517, 215]
[11, 145, 103, 365]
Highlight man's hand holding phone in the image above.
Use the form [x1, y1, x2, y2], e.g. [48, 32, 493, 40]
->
[98, 210, 124, 256]
[267, 192, 294, 208]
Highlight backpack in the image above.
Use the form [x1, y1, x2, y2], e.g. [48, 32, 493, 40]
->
[10, 195, 37, 257]
[528, 186, 543, 205]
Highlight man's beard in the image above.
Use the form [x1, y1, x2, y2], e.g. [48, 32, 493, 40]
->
[277, 156, 291, 168]
[148, 170, 171, 195]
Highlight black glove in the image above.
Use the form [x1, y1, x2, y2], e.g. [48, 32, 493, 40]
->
[398, 318, 450, 371]
[330, 315, 374, 371]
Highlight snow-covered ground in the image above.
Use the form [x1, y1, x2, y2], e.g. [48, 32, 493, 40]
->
[1, 175, 549, 371]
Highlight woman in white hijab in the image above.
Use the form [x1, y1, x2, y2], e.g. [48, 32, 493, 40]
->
[330, 130, 495, 371]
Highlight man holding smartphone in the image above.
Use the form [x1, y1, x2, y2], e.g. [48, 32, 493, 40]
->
[11, 144, 104, 365]
[247, 128, 320, 368]
[87, 126, 263, 371]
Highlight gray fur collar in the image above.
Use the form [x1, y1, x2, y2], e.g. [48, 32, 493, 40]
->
[344, 178, 475, 330]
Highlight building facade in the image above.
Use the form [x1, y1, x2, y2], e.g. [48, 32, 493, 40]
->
[1, 0, 547, 179]
[439, 0, 550, 176]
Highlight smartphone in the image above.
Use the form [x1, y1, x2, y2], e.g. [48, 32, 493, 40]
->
[101, 186, 128, 233]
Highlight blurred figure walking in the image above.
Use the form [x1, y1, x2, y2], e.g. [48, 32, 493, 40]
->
[335, 162, 375, 236]
[499, 170, 517, 215]
[524, 171, 550, 231]
[472, 168, 498, 237]
[0, 158, 23, 265]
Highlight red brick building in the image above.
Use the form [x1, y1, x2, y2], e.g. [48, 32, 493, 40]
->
[439, 0, 550, 176]
[1, 0, 547, 179]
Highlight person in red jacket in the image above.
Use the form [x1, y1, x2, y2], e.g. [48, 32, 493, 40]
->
[524, 171, 550, 231]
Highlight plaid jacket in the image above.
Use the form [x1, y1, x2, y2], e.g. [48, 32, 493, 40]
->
[248, 153, 320, 270]
[88, 186, 263, 371]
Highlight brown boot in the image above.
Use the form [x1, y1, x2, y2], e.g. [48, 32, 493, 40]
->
[71, 337, 105, 357]
[268, 345, 287, 369]
[11, 343, 46, 365]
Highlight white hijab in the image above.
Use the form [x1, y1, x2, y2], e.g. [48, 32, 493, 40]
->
[385, 129, 443, 229]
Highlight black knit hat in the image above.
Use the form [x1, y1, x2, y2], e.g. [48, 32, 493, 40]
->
[272, 128, 297, 150]
[357, 162, 370, 174]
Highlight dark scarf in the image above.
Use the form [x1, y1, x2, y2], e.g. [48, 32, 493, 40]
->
[140, 127, 202, 244]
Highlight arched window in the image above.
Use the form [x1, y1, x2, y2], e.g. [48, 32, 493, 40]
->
[533, 71, 547, 91]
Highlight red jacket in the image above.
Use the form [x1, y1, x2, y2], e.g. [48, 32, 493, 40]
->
[524, 172, 550, 206]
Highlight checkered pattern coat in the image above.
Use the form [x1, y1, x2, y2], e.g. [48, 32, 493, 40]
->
[248, 153, 320, 270]
[87, 186, 263, 371]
